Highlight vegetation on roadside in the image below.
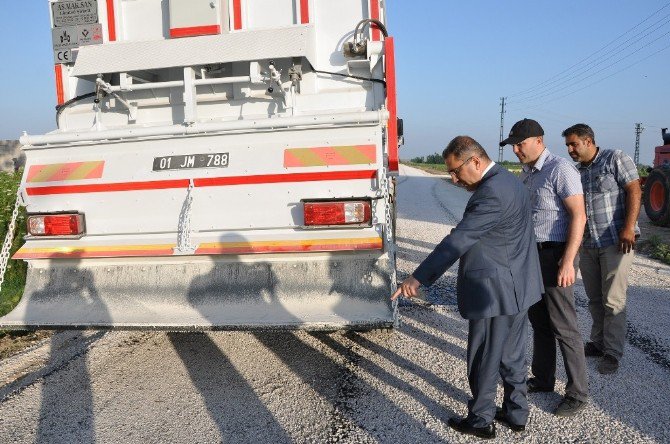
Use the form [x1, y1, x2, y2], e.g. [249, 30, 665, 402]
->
[402, 157, 523, 176]
[638, 165, 652, 178]
[409, 153, 444, 165]
[0, 170, 27, 320]
[403, 161, 447, 175]
[0, 171, 53, 349]
[647, 235, 670, 265]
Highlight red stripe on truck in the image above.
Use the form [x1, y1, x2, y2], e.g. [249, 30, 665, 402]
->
[106, 0, 117, 41]
[27, 179, 190, 195]
[196, 239, 383, 255]
[195, 170, 377, 187]
[385, 37, 399, 172]
[13, 237, 382, 259]
[233, 0, 242, 30]
[370, 0, 381, 41]
[170, 25, 221, 38]
[13, 247, 176, 260]
[300, 0, 310, 24]
[25, 170, 377, 195]
[54, 65, 65, 106]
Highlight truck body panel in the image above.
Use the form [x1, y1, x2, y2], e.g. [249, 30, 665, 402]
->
[0, 0, 399, 330]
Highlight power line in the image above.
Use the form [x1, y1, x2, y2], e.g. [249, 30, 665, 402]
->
[508, 2, 670, 98]
[506, 38, 670, 112]
[509, 15, 670, 102]
[509, 108, 629, 127]
[508, 28, 670, 105]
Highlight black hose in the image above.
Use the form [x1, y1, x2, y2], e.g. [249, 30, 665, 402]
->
[354, 19, 389, 43]
[55, 92, 97, 128]
[310, 67, 386, 87]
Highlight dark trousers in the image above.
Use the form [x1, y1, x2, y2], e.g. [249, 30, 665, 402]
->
[466, 309, 529, 427]
[529, 244, 588, 402]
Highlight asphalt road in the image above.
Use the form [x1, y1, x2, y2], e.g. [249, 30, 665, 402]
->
[0, 165, 669, 443]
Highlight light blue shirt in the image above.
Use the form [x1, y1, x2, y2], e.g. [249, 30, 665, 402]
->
[520, 149, 583, 242]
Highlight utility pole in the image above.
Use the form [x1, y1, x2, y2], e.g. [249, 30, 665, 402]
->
[634, 123, 644, 167]
[498, 97, 506, 163]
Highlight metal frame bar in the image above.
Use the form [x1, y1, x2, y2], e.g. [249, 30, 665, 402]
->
[22, 111, 388, 146]
[100, 75, 254, 92]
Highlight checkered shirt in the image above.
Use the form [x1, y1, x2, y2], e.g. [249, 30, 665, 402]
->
[521, 149, 583, 242]
[577, 149, 640, 248]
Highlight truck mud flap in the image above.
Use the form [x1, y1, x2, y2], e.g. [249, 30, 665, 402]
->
[0, 255, 394, 331]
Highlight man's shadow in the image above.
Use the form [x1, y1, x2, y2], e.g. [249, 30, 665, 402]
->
[168, 332, 292, 442]
[184, 232, 300, 328]
[20, 256, 111, 443]
[255, 331, 452, 442]
[170, 234, 299, 440]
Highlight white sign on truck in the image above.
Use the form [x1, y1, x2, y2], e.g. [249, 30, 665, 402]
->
[51, 0, 99, 27]
[51, 23, 103, 63]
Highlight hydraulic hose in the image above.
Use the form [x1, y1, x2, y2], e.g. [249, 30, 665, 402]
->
[354, 18, 389, 44]
[55, 92, 96, 128]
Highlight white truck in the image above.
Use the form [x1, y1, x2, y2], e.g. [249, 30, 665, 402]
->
[0, 0, 401, 330]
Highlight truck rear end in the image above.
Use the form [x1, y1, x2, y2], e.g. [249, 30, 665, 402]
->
[0, 0, 400, 330]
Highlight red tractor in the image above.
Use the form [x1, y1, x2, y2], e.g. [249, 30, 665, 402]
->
[643, 128, 670, 226]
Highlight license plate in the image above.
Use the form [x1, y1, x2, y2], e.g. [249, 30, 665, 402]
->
[153, 153, 229, 171]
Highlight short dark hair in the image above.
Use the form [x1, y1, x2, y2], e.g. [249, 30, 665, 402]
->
[442, 136, 491, 161]
[562, 123, 596, 145]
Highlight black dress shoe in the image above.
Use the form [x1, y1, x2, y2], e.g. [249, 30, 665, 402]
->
[554, 396, 588, 416]
[597, 354, 619, 374]
[495, 407, 526, 432]
[584, 341, 604, 357]
[448, 417, 496, 439]
[527, 377, 554, 393]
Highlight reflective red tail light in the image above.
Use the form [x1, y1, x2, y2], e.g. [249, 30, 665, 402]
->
[304, 201, 371, 226]
[28, 214, 85, 237]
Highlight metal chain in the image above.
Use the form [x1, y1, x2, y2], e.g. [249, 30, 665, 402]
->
[380, 168, 396, 263]
[175, 179, 195, 254]
[379, 166, 399, 321]
[0, 191, 22, 294]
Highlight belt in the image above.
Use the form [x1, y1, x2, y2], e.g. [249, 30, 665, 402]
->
[537, 241, 566, 250]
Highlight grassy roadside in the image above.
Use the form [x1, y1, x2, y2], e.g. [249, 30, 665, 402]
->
[646, 235, 670, 265]
[403, 162, 448, 175]
[402, 161, 523, 176]
[0, 171, 27, 318]
[0, 170, 34, 346]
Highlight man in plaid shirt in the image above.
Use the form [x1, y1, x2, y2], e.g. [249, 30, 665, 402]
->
[563, 123, 642, 375]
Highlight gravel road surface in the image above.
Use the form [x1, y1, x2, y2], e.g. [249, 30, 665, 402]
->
[0, 164, 668, 443]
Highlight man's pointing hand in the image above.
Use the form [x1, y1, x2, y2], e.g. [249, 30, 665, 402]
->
[391, 275, 421, 300]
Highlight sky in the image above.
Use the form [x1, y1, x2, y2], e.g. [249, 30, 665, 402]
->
[0, 1, 669, 165]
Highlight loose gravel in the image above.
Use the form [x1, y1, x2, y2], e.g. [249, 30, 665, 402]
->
[0, 164, 667, 443]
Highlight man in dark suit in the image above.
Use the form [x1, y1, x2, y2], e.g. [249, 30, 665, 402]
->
[392, 136, 543, 439]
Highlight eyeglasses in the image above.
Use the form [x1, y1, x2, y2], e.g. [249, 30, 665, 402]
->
[448, 156, 474, 176]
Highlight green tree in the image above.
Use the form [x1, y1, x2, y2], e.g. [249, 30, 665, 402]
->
[425, 153, 443, 164]
[638, 165, 651, 178]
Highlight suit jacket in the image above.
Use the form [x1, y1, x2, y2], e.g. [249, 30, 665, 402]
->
[413, 164, 543, 319]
